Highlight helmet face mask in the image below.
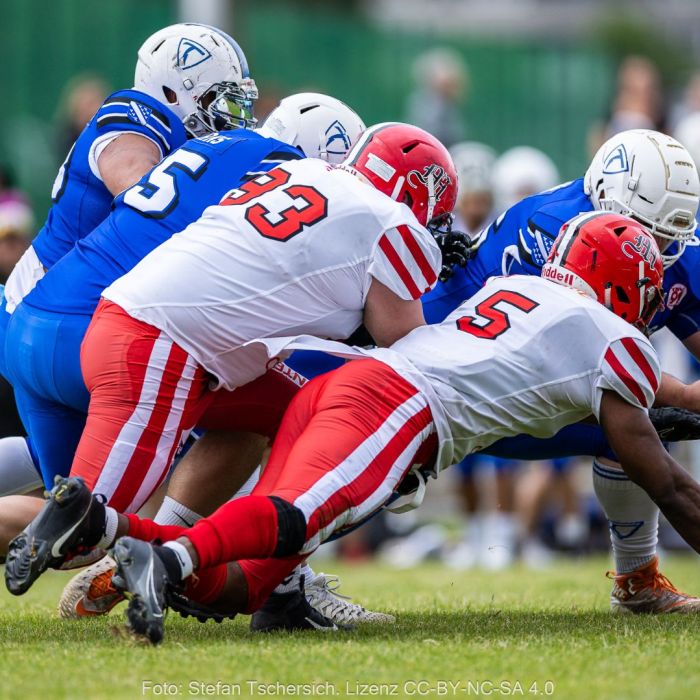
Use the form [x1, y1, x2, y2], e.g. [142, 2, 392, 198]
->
[584, 129, 700, 269]
[183, 80, 258, 137]
[135, 23, 258, 137]
[542, 211, 665, 331]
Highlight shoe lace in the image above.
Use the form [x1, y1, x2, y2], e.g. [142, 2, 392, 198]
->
[307, 573, 367, 622]
[606, 568, 683, 595]
[89, 570, 118, 598]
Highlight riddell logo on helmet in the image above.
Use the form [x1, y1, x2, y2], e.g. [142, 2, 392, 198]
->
[541, 265, 575, 286]
[407, 164, 452, 202]
[621, 233, 658, 266]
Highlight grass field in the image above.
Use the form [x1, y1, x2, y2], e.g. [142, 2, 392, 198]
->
[1, 555, 700, 700]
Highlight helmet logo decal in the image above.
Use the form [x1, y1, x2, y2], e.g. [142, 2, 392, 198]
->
[325, 120, 351, 155]
[603, 144, 629, 174]
[621, 232, 657, 266]
[407, 164, 452, 203]
[177, 38, 212, 70]
[666, 283, 688, 309]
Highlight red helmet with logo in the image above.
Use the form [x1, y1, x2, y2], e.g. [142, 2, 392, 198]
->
[541, 211, 664, 330]
[343, 122, 458, 227]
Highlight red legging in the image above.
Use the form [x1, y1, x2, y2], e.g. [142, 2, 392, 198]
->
[126, 358, 437, 611]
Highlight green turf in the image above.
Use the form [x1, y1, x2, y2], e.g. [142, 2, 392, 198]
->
[1, 555, 699, 700]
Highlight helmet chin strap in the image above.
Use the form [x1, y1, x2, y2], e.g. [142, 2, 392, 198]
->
[426, 171, 436, 223]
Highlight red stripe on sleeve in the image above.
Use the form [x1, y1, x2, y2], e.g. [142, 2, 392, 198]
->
[620, 337, 659, 394]
[396, 224, 438, 287]
[604, 346, 648, 407]
[378, 234, 422, 299]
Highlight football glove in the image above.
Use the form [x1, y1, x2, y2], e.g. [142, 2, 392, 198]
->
[427, 213, 473, 282]
[650, 406, 700, 442]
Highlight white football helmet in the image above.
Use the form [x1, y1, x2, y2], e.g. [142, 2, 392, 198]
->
[584, 129, 700, 267]
[134, 23, 258, 137]
[449, 141, 497, 195]
[492, 146, 559, 211]
[257, 93, 365, 164]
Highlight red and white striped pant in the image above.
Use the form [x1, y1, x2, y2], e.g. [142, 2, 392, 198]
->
[186, 357, 437, 574]
[71, 300, 302, 513]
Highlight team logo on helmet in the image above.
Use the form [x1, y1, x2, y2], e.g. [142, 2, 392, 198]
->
[621, 232, 658, 266]
[325, 120, 351, 155]
[602, 144, 629, 174]
[177, 38, 212, 70]
[407, 164, 453, 202]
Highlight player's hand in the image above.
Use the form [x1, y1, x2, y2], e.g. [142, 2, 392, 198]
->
[428, 214, 473, 282]
[649, 406, 700, 442]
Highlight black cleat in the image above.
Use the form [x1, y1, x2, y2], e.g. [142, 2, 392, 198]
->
[112, 537, 171, 645]
[167, 588, 237, 624]
[250, 577, 343, 633]
[5, 476, 105, 596]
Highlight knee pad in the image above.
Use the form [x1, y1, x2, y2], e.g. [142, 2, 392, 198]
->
[269, 496, 306, 557]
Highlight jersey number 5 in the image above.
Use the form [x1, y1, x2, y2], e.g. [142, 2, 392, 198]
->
[456, 290, 539, 339]
[220, 168, 328, 242]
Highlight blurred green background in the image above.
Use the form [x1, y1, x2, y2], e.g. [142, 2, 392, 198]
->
[0, 0, 695, 219]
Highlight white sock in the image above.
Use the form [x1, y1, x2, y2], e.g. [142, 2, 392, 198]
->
[164, 541, 194, 578]
[96, 506, 119, 549]
[592, 458, 658, 573]
[0, 437, 42, 496]
[154, 496, 203, 527]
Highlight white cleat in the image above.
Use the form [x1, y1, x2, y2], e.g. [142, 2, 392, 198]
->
[306, 572, 395, 625]
[58, 555, 124, 619]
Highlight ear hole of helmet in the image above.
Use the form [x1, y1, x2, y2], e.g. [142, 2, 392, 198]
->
[162, 86, 178, 104]
[615, 286, 630, 304]
[402, 190, 414, 208]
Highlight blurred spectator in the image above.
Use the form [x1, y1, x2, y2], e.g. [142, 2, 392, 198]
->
[491, 146, 559, 213]
[56, 74, 111, 158]
[449, 141, 497, 236]
[589, 55, 666, 155]
[405, 48, 467, 148]
[0, 165, 34, 284]
[674, 112, 700, 168]
[0, 164, 33, 438]
[670, 71, 700, 131]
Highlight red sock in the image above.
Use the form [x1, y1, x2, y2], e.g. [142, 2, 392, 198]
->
[185, 496, 279, 570]
[125, 513, 188, 543]
[238, 556, 305, 613]
[184, 564, 228, 605]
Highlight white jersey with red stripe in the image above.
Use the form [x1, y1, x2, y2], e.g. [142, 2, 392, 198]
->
[251, 275, 660, 472]
[103, 158, 440, 390]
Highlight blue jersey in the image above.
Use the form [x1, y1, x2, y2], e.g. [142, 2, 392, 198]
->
[31, 89, 187, 270]
[25, 129, 302, 316]
[422, 178, 593, 323]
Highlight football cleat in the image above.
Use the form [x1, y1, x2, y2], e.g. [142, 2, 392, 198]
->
[58, 555, 125, 619]
[112, 537, 171, 645]
[305, 572, 395, 625]
[608, 556, 700, 614]
[250, 576, 342, 633]
[5, 476, 105, 596]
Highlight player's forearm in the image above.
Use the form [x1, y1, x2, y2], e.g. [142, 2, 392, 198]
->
[654, 372, 695, 410]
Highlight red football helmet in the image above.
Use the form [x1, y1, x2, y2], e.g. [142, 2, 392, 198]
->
[541, 211, 664, 330]
[343, 122, 458, 227]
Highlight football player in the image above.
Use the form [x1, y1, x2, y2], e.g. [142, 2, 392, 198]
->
[0, 21, 257, 495]
[0, 95, 387, 626]
[4, 123, 462, 606]
[422, 128, 700, 613]
[27, 212, 700, 646]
